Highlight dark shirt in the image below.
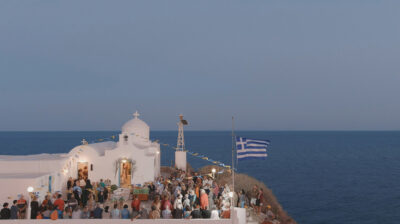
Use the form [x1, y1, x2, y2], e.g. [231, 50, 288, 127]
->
[191, 209, 202, 219]
[0, 208, 11, 219]
[93, 207, 103, 219]
[10, 206, 18, 219]
[97, 193, 104, 204]
[30, 201, 39, 219]
[201, 209, 211, 219]
[67, 180, 73, 190]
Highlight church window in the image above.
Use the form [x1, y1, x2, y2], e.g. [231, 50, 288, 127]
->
[124, 135, 128, 141]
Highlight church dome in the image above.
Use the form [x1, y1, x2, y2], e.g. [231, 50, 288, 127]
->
[121, 111, 150, 139]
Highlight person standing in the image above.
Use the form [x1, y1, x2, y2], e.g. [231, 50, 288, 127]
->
[53, 194, 65, 218]
[161, 195, 172, 219]
[67, 194, 78, 211]
[17, 195, 27, 219]
[189, 190, 197, 208]
[200, 189, 209, 210]
[251, 185, 258, 209]
[121, 204, 130, 219]
[239, 189, 246, 208]
[257, 188, 264, 215]
[111, 204, 121, 219]
[173, 194, 183, 218]
[148, 205, 160, 219]
[30, 196, 39, 219]
[10, 200, 18, 219]
[71, 207, 81, 219]
[138, 205, 148, 219]
[0, 203, 11, 219]
[72, 183, 82, 204]
[190, 203, 202, 219]
[93, 204, 103, 219]
[80, 206, 90, 219]
[67, 177, 74, 200]
[41, 195, 51, 208]
[102, 206, 111, 219]
[131, 195, 141, 218]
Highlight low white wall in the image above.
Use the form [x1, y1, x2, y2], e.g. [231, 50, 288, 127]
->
[0, 219, 232, 224]
[0, 208, 246, 224]
[232, 207, 246, 224]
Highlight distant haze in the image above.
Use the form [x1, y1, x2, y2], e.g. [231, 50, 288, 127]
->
[0, 1, 399, 131]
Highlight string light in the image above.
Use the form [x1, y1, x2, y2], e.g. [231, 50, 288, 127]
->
[80, 134, 233, 170]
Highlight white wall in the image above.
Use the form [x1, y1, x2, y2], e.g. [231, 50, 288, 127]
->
[175, 151, 187, 171]
[0, 219, 232, 224]
[0, 178, 35, 203]
[0, 208, 246, 223]
[0, 174, 51, 203]
[0, 160, 65, 174]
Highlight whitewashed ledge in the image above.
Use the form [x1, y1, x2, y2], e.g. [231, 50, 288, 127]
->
[0, 208, 246, 224]
[0, 220, 231, 224]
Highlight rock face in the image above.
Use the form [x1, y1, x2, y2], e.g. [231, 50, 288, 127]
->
[198, 165, 297, 224]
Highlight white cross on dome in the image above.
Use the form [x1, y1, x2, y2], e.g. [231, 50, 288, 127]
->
[133, 111, 140, 119]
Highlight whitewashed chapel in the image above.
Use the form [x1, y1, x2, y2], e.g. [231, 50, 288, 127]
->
[0, 111, 161, 202]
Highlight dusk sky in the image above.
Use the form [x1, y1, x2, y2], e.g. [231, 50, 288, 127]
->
[1, 1, 399, 131]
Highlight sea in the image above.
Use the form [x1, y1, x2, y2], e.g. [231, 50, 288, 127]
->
[0, 131, 399, 224]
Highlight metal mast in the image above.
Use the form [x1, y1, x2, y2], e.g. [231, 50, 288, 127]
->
[231, 116, 235, 207]
[176, 114, 188, 151]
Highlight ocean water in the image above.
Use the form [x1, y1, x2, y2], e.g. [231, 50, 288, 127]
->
[0, 131, 399, 224]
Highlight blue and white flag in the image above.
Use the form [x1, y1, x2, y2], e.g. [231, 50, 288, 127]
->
[236, 137, 270, 161]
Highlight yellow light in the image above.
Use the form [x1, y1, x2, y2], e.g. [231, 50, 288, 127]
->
[211, 168, 216, 173]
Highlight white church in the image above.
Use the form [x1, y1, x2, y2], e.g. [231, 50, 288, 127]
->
[0, 111, 161, 202]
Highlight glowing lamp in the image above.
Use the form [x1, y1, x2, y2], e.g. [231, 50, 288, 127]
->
[27, 186, 34, 193]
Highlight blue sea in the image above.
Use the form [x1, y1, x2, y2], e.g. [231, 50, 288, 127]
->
[0, 131, 399, 224]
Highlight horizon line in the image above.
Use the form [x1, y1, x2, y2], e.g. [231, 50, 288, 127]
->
[0, 129, 399, 132]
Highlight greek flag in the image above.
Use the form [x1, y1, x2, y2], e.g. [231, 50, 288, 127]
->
[236, 137, 270, 161]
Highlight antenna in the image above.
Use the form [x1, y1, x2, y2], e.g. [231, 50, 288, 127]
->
[176, 114, 188, 151]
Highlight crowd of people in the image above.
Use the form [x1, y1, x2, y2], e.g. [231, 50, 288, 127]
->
[0, 168, 279, 222]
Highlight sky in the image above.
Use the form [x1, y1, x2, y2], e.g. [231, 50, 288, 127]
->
[0, 0, 399, 131]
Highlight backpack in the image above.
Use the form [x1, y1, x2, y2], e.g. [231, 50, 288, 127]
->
[50, 210, 58, 220]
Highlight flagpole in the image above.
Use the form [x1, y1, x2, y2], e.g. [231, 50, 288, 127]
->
[231, 116, 235, 208]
